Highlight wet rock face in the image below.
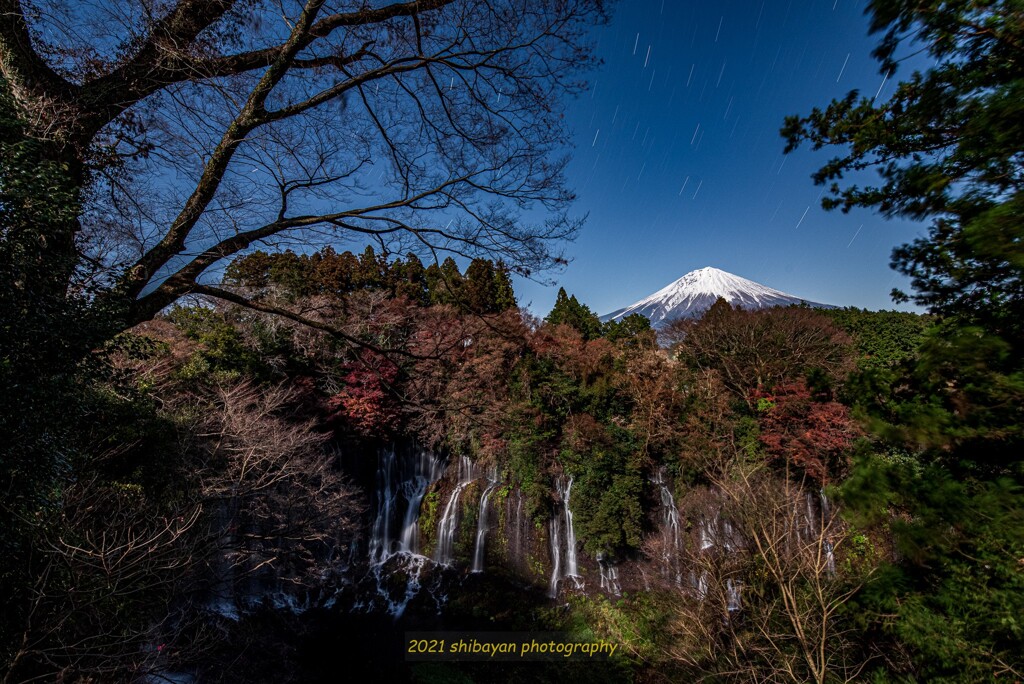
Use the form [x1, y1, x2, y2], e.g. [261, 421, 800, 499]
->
[351, 446, 661, 612]
[207, 442, 834, 621]
[354, 552, 455, 617]
[367, 446, 445, 564]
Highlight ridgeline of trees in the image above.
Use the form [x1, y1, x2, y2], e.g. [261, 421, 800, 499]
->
[225, 247, 518, 313]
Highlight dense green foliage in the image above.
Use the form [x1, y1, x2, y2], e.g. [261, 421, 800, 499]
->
[545, 287, 603, 339]
[786, 0, 1024, 678]
[601, 312, 656, 348]
[226, 247, 518, 314]
[822, 307, 931, 370]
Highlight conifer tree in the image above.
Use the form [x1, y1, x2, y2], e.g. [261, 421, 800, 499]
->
[391, 253, 429, 305]
[493, 262, 518, 312]
[427, 257, 465, 306]
[785, 1, 1024, 677]
[463, 259, 499, 313]
[546, 287, 602, 340]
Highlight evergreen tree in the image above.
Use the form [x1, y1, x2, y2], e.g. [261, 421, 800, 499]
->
[821, 307, 930, 371]
[391, 253, 429, 305]
[314, 248, 360, 298]
[463, 259, 499, 313]
[224, 251, 274, 289]
[427, 257, 465, 307]
[784, 0, 1024, 453]
[785, 1, 1024, 678]
[546, 288, 603, 340]
[457, 258, 517, 313]
[546, 287, 572, 322]
[267, 250, 312, 298]
[355, 245, 389, 291]
[493, 261, 518, 311]
[782, 0, 1024, 339]
[603, 313, 655, 348]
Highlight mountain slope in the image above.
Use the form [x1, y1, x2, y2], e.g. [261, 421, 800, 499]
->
[602, 267, 834, 328]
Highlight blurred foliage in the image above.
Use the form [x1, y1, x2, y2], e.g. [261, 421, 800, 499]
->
[787, 0, 1024, 678]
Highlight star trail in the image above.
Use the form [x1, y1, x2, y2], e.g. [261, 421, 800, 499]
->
[514, 0, 925, 318]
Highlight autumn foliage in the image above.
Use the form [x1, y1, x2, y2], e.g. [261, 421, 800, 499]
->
[667, 299, 854, 403]
[754, 380, 860, 483]
[326, 351, 402, 437]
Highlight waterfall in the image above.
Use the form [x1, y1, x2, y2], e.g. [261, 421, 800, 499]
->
[721, 519, 737, 552]
[652, 468, 682, 585]
[699, 516, 714, 551]
[597, 554, 621, 596]
[693, 569, 708, 600]
[549, 476, 583, 597]
[820, 489, 836, 575]
[398, 449, 444, 555]
[364, 553, 437, 618]
[653, 469, 681, 549]
[471, 470, 501, 573]
[638, 566, 651, 592]
[368, 446, 443, 564]
[548, 515, 562, 598]
[562, 477, 581, 581]
[504, 488, 528, 571]
[726, 579, 743, 612]
[434, 456, 477, 566]
[804, 491, 817, 538]
[367, 447, 398, 564]
[824, 540, 836, 576]
[358, 445, 447, 618]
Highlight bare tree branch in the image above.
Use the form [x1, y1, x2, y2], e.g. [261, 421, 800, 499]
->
[2, 0, 606, 340]
[77, 0, 456, 138]
[191, 283, 435, 359]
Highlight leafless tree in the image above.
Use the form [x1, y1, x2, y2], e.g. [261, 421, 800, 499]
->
[0, 0, 607, 333]
[2, 477, 205, 684]
[0, 363, 362, 682]
[618, 351, 685, 459]
[197, 381, 362, 594]
[665, 304, 853, 404]
[665, 464, 878, 684]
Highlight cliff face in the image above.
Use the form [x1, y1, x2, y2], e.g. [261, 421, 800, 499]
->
[227, 442, 829, 620]
[203, 436, 838, 628]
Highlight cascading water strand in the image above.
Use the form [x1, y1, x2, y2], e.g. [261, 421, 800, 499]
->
[471, 469, 501, 573]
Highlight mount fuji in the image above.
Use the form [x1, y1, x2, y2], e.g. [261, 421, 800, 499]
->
[601, 267, 834, 328]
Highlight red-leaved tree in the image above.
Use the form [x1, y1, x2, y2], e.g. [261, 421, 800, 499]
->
[327, 351, 402, 437]
[754, 380, 861, 483]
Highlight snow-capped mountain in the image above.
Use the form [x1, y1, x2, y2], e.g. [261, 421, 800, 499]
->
[601, 267, 834, 328]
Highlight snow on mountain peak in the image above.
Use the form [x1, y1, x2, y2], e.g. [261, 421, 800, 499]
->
[601, 267, 833, 328]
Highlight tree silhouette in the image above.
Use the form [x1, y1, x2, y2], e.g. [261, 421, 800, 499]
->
[0, 0, 607, 336]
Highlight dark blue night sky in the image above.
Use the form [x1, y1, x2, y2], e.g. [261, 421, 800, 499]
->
[514, 0, 928, 318]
